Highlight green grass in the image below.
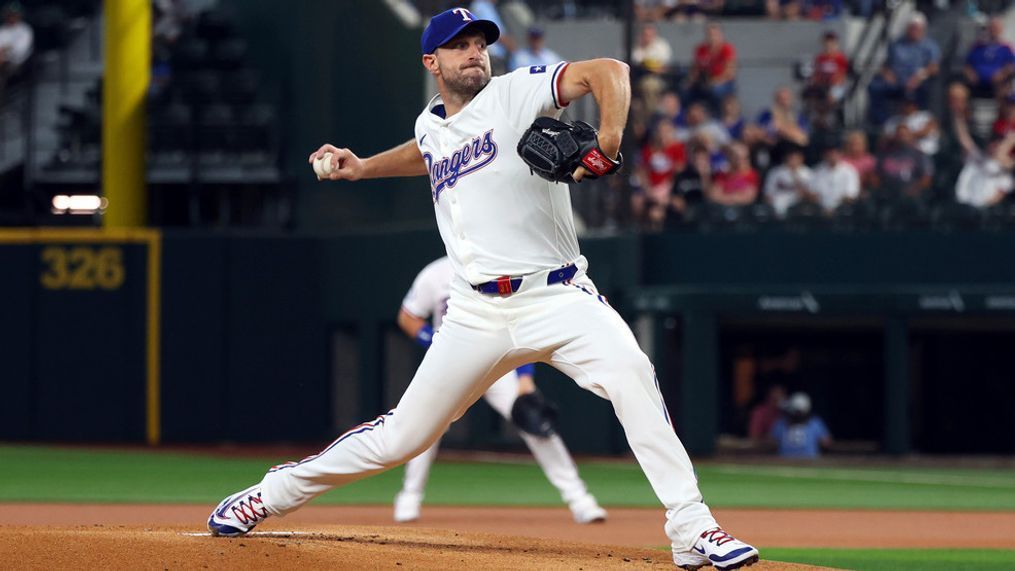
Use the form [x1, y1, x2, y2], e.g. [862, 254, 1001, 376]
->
[1, 445, 1014, 511]
[759, 548, 1015, 570]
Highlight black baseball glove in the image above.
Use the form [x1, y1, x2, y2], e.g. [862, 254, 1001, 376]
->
[516, 116, 623, 183]
[510, 391, 560, 438]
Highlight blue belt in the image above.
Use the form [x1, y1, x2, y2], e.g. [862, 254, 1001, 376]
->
[473, 263, 578, 296]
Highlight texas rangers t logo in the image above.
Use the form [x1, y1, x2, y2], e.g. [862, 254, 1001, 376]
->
[423, 130, 498, 203]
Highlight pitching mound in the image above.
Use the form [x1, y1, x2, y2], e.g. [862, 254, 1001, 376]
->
[0, 525, 821, 570]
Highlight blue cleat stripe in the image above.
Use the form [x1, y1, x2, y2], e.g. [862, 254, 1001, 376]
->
[709, 546, 755, 563]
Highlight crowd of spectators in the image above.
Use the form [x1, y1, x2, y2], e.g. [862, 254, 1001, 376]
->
[625, 11, 1015, 232]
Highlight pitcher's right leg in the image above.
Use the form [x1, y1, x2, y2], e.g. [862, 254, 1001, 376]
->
[208, 302, 515, 535]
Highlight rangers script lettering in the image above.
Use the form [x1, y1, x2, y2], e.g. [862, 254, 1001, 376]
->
[423, 129, 498, 203]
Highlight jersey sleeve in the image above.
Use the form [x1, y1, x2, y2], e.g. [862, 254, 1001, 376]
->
[401, 265, 438, 320]
[771, 418, 786, 440]
[813, 418, 831, 440]
[496, 61, 570, 132]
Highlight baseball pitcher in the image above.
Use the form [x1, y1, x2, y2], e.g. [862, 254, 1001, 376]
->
[208, 8, 758, 569]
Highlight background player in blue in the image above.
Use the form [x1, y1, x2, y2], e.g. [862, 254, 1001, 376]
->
[211, 7, 759, 569]
[393, 256, 606, 524]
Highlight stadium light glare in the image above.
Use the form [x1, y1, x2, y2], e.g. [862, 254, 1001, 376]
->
[51, 195, 109, 215]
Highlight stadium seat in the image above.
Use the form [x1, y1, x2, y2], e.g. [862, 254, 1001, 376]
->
[178, 71, 221, 106]
[196, 9, 234, 43]
[238, 104, 276, 152]
[150, 103, 193, 153]
[879, 197, 930, 231]
[930, 202, 983, 232]
[211, 39, 247, 71]
[831, 199, 878, 232]
[221, 69, 259, 105]
[785, 202, 827, 233]
[198, 104, 238, 152]
[172, 40, 211, 71]
[981, 202, 1015, 232]
[29, 5, 71, 52]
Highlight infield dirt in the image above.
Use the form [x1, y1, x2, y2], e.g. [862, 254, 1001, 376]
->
[3, 504, 1014, 569]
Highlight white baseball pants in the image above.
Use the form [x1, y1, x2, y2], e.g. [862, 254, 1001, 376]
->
[399, 369, 594, 506]
[259, 260, 717, 551]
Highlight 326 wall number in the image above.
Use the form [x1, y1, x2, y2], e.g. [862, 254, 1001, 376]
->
[40, 246, 126, 290]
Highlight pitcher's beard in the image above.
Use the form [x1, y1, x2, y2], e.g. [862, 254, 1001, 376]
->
[443, 65, 491, 100]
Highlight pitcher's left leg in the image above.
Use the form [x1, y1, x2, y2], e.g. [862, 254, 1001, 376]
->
[521, 279, 756, 567]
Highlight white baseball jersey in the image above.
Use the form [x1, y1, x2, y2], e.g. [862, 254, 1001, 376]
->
[764, 164, 814, 217]
[401, 257, 454, 330]
[414, 61, 580, 285]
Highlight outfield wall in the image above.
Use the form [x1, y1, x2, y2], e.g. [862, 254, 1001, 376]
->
[2, 229, 1014, 455]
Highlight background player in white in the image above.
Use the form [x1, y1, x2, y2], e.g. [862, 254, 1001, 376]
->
[208, 8, 759, 569]
[394, 256, 606, 524]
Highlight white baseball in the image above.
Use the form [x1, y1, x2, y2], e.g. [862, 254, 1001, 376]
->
[312, 152, 335, 178]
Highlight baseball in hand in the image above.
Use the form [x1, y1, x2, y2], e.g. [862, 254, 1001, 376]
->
[312, 152, 334, 178]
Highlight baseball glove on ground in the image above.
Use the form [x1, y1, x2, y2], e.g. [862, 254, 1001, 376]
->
[510, 391, 560, 438]
[517, 117, 623, 183]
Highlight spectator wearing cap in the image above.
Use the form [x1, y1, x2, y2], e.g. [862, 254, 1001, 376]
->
[883, 95, 940, 156]
[509, 27, 562, 71]
[687, 23, 736, 112]
[808, 31, 849, 104]
[771, 392, 832, 459]
[811, 144, 860, 213]
[867, 12, 940, 125]
[764, 146, 814, 218]
[963, 17, 1015, 100]
[0, 1, 32, 92]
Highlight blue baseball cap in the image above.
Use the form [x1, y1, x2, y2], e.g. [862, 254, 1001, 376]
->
[421, 8, 500, 55]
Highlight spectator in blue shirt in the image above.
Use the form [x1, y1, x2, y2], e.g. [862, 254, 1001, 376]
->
[510, 27, 562, 71]
[963, 17, 1015, 99]
[771, 392, 832, 459]
[868, 12, 940, 125]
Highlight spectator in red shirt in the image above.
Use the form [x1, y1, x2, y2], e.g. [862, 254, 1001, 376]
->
[749, 384, 787, 442]
[810, 31, 849, 103]
[688, 22, 737, 112]
[992, 96, 1015, 139]
[633, 121, 687, 230]
[709, 142, 759, 205]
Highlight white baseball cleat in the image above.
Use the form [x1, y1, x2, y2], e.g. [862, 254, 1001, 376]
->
[393, 491, 423, 523]
[673, 527, 759, 570]
[569, 494, 608, 524]
[207, 484, 271, 537]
